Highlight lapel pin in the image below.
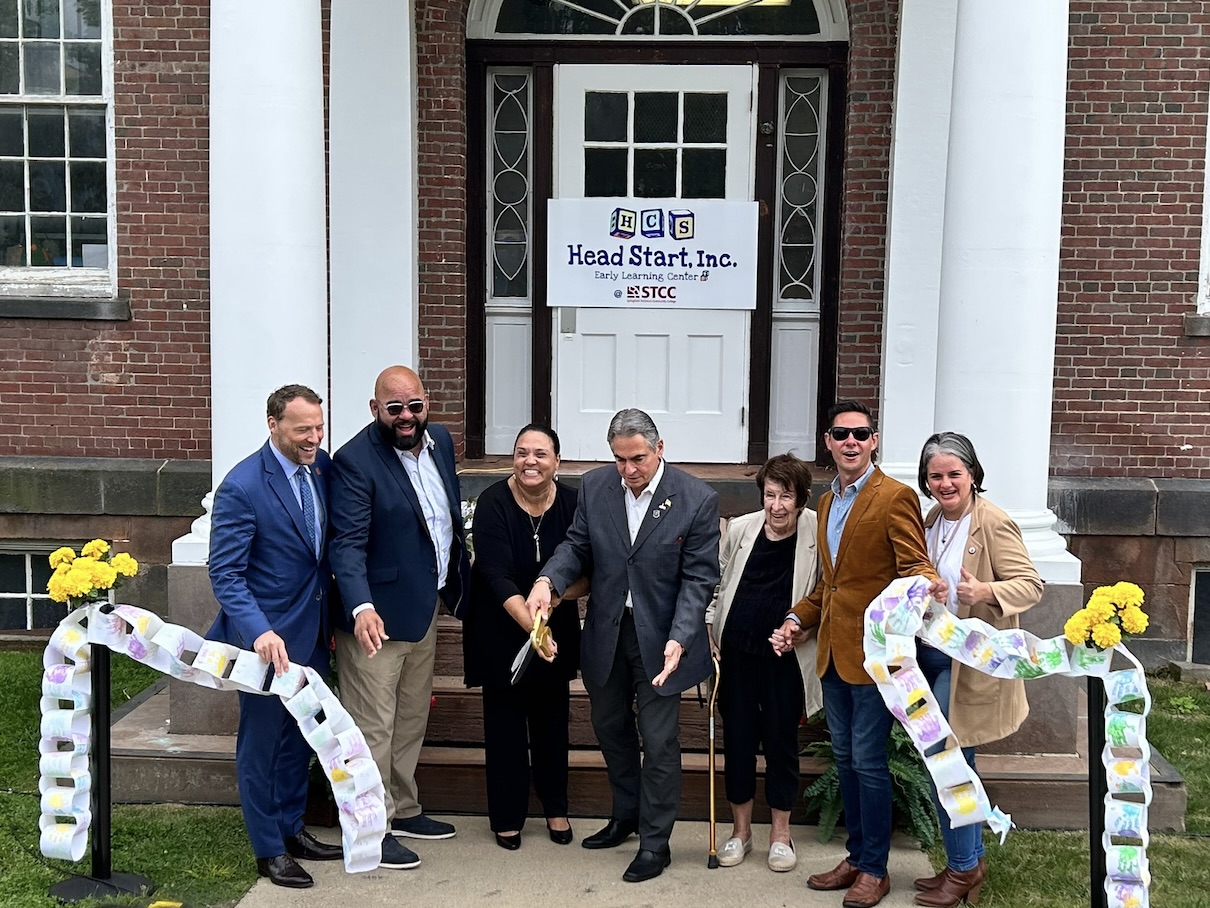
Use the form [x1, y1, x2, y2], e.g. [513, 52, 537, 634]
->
[968, 547, 977, 554]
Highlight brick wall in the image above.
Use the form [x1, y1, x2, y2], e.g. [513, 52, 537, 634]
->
[1055, 2, 1210, 478]
[0, 1, 211, 459]
[415, 0, 470, 456]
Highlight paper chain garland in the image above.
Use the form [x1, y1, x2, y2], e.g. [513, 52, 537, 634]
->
[38, 603, 386, 873]
[863, 576, 1151, 908]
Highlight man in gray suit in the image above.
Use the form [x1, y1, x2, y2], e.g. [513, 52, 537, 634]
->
[526, 408, 720, 883]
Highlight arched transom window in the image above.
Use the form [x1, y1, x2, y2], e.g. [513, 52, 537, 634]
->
[469, 0, 848, 41]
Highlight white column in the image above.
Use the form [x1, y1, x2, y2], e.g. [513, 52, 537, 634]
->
[878, 0, 957, 495]
[328, 0, 419, 449]
[172, 0, 329, 564]
[933, 0, 1079, 581]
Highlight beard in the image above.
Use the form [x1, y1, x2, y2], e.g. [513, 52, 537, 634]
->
[375, 411, 429, 452]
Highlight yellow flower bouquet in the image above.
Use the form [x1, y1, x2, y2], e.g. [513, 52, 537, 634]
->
[46, 539, 139, 610]
[1064, 582, 1148, 653]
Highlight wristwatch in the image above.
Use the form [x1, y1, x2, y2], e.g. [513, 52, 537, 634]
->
[535, 576, 559, 597]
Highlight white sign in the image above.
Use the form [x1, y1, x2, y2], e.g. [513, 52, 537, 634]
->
[547, 198, 759, 309]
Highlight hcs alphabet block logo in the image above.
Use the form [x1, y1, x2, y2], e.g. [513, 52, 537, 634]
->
[610, 206, 694, 241]
[610, 208, 637, 239]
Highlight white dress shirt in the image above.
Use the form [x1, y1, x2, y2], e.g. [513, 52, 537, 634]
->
[622, 458, 665, 609]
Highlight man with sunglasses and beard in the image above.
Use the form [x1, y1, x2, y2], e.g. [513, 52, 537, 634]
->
[329, 365, 469, 871]
[772, 401, 946, 908]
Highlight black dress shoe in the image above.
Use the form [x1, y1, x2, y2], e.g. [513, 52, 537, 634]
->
[547, 823, 574, 845]
[285, 829, 343, 861]
[582, 817, 639, 850]
[623, 848, 671, 883]
[256, 854, 314, 889]
[495, 832, 521, 851]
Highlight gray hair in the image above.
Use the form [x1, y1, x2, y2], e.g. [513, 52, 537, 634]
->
[917, 431, 987, 497]
[607, 408, 661, 451]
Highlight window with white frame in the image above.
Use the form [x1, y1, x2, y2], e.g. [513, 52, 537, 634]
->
[0, 0, 112, 299]
[0, 546, 64, 630]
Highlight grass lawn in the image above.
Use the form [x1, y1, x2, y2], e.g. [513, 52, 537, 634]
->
[0, 648, 256, 908]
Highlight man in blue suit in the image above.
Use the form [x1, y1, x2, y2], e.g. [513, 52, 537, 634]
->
[329, 365, 469, 871]
[208, 384, 342, 889]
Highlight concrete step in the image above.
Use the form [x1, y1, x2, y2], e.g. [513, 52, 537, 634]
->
[110, 686, 1187, 832]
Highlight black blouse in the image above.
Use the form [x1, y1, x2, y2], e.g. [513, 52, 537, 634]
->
[720, 530, 797, 657]
[462, 478, 581, 687]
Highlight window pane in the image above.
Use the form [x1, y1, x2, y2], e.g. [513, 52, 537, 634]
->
[63, 0, 100, 40]
[0, 601, 25, 631]
[684, 94, 727, 144]
[584, 91, 627, 143]
[0, 2, 17, 39]
[682, 148, 726, 199]
[22, 0, 59, 39]
[634, 92, 677, 143]
[30, 551, 51, 588]
[634, 148, 676, 198]
[0, 159, 22, 209]
[0, 552, 22, 592]
[71, 214, 105, 266]
[0, 214, 26, 264]
[65, 42, 101, 95]
[32, 599, 67, 629]
[24, 42, 60, 94]
[68, 107, 103, 157]
[30, 212, 64, 262]
[69, 159, 102, 211]
[0, 108, 21, 154]
[584, 147, 627, 198]
[27, 105, 64, 156]
[28, 160, 62, 209]
[0, 42, 16, 93]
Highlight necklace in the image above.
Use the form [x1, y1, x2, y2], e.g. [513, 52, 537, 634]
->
[939, 516, 958, 545]
[512, 477, 554, 562]
[528, 509, 545, 562]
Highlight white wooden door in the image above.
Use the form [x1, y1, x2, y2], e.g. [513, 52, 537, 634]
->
[553, 64, 755, 462]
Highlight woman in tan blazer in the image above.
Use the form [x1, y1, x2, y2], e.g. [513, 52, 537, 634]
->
[913, 432, 1043, 908]
[705, 454, 823, 873]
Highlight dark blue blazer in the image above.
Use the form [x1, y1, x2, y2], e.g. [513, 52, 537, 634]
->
[207, 441, 332, 669]
[328, 421, 469, 642]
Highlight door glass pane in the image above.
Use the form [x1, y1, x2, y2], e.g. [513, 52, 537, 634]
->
[634, 148, 676, 198]
[27, 105, 63, 156]
[0, 214, 26, 263]
[584, 147, 627, 197]
[634, 92, 677, 143]
[681, 148, 726, 199]
[24, 42, 60, 93]
[584, 91, 627, 142]
[28, 159, 62, 209]
[684, 94, 727, 144]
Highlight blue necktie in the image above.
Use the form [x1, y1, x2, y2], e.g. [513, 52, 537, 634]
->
[297, 467, 317, 556]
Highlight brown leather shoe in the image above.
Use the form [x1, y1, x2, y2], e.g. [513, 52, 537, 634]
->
[914, 862, 987, 907]
[842, 872, 891, 908]
[807, 858, 860, 891]
[915, 858, 984, 893]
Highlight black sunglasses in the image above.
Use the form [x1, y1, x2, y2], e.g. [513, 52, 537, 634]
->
[827, 426, 874, 442]
[383, 399, 425, 416]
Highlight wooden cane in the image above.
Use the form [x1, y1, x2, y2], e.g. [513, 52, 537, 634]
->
[707, 656, 721, 868]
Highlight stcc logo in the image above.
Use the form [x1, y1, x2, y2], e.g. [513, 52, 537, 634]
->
[626, 285, 677, 301]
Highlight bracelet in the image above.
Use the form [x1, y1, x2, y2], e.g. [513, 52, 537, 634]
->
[535, 576, 556, 593]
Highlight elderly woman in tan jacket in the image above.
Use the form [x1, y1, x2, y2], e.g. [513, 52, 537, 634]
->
[913, 432, 1043, 908]
[705, 454, 823, 873]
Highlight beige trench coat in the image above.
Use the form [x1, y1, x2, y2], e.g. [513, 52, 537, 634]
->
[924, 494, 1044, 748]
[706, 509, 824, 717]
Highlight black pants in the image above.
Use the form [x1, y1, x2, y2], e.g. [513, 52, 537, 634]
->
[718, 643, 805, 811]
[583, 610, 682, 853]
[482, 676, 571, 832]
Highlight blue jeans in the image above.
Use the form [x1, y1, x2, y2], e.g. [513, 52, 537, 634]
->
[820, 664, 895, 877]
[917, 644, 985, 872]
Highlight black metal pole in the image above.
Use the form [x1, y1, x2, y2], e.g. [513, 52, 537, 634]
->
[1087, 676, 1108, 908]
[90, 643, 112, 880]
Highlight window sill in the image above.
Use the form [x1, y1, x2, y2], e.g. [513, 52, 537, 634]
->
[0, 296, 130, 320]
[1185, 313, 1210, 337]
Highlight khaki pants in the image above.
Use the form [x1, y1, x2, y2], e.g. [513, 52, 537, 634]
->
[334, 605, 438, 820]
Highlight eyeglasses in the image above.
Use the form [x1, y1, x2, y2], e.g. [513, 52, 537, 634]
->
[827, 426, 874, 442]
[383, 399, 425, 416]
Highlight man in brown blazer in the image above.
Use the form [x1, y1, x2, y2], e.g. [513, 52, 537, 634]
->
[773, 401, 945, 908]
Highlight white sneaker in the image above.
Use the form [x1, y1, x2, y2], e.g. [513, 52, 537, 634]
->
[767, 840, 796, 872]
[716, 836, 752, 867]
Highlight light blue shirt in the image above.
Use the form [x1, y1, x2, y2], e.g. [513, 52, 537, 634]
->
[268, 439, 323, 553]
[397, 431, 454, 590]
[825, 463, 875, 559]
